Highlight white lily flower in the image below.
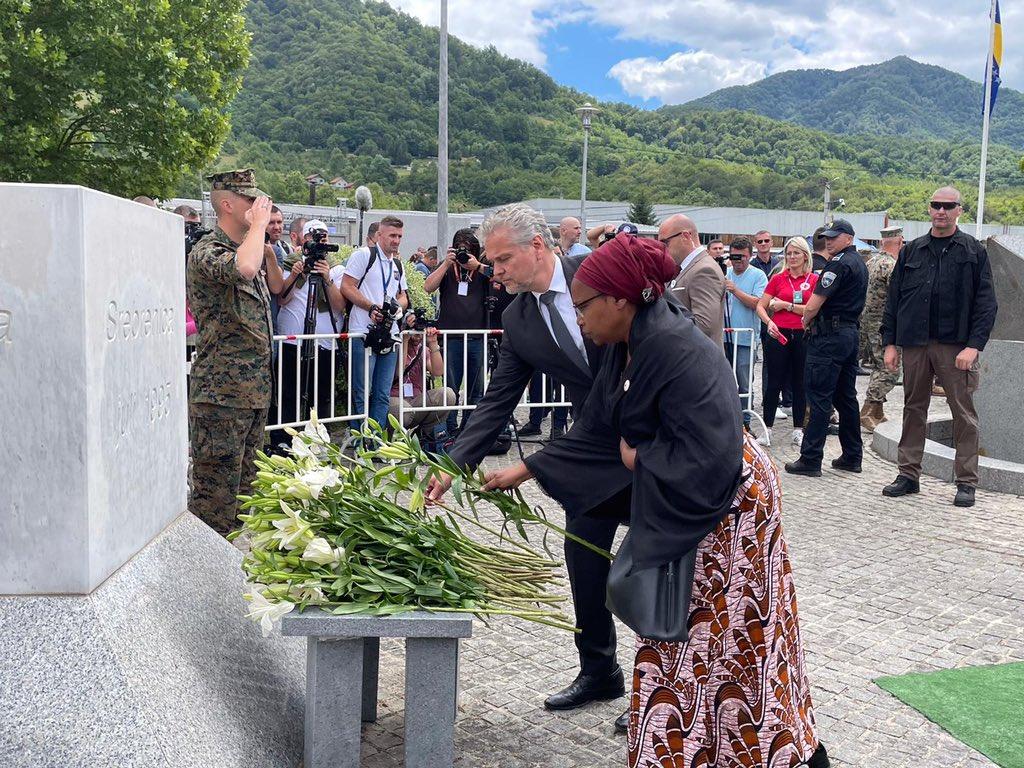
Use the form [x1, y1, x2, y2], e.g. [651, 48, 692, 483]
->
[295, 467, 341, 499]
[271, 500, 313, 550]
[290, 435, 316, 459]
[289, 580, 327, 605]
[303, 411, 331, 444]
[301, 537, 345, 567]
[245, 588, 296, 637]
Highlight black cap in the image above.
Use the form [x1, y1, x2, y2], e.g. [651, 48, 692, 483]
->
[616, 222, 639, 235]
[820, 219, 855, 238]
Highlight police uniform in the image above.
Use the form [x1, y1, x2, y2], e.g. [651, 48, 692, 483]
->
[788, 220, 869, 474]
[187, 169, 274, 535]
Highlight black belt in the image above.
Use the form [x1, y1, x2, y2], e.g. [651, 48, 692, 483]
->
[814, 316, 859, 334]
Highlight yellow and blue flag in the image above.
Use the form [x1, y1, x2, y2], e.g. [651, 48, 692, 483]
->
[988, 0, 1003, 114]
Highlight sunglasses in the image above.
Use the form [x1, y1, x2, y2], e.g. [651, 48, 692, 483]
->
[756, 238, 771, 244]
[930, 201, 961, 211]
[728, 254, 747, 260]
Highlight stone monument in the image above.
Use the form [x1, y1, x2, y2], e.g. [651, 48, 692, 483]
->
[0, 185, 307, 767]
[0, 184, 187, 593]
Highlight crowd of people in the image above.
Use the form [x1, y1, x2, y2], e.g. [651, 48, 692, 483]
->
[181, 170, 997, 767]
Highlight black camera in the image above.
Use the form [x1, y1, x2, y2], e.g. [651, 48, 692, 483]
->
[411, 307, 437, 332]
[455, 246, 473, 265]
[302, 230, 340, 272]
[365, 299, 401, 355]
[184, 221, 211, 257]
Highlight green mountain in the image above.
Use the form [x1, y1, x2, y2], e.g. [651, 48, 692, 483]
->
[680, 56, 1024, 147]
[188, 0, 1024, 223]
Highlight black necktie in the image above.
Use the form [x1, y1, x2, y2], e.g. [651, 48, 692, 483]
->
[540, 291, 590, 376]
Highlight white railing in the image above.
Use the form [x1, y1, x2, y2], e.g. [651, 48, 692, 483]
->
[186, 327, 759, 440]
[725, 326, 770, 443]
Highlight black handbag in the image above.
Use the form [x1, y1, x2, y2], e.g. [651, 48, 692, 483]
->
[605, 530, 697, 643]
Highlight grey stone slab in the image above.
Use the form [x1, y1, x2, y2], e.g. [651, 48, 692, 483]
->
[281, 608, 473, 638]
[0, 183, 187, 594]
[0, 514, 306, 768]
[977, 339, 1024, 464]
[405, 637, 460, 768]
[305, 638, 364, 768]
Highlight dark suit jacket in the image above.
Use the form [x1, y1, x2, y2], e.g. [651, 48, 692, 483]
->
[447, 254, 633, 517]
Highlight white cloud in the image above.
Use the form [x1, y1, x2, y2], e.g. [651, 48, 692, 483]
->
[609, 51, 766, 103]
[385, 0, 1024, 103]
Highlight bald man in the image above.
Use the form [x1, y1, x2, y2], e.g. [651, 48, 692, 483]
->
[559, 217, 591, 257]
[658, 214, 725, 346]
[880, 186, 998, 508]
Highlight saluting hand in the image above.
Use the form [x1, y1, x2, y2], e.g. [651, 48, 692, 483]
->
[245, 196, 274, 231]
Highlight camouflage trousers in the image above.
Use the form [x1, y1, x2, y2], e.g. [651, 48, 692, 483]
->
[189, 402, 267, 536]
[863, 333, 900, 404]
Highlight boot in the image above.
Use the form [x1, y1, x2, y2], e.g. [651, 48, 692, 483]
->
[859, 400, 886, 433]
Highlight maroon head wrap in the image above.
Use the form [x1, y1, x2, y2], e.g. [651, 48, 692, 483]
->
[575, 233, 678, 305]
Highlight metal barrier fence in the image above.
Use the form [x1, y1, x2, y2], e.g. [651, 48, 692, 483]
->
[725, 327, 770, 443]
[186, 327, 765, 441]
[262, 329, 571, 435]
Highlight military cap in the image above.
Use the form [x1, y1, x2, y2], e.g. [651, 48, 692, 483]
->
[205, 168, 269, 199]
[879, 225, 903, 238]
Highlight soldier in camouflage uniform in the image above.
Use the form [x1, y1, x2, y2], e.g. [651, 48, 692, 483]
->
[859, 225, 904, 432]
[187, 169, 283, 535]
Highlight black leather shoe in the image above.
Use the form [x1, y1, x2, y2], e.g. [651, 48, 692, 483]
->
[614, 709, 629, 734]
[548, 424, 567, 441]
[517, 422, 542, 437]
[806, 743, 830, 768]
[882, 475, 919, 497]
[543, 667, 625, 710]
[831, 456, 862, 473]
[785, 458, 822, 477]
[954, 484, 976, 507]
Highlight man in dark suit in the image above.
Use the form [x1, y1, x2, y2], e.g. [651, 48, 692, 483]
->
[426, 203, 633, 726]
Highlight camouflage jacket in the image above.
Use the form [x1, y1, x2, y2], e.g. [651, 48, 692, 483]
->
[863, 251, 896, 321]
[187, 226, 273, 408]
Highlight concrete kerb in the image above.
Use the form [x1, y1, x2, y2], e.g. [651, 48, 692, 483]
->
[872, 418, 1024, 496]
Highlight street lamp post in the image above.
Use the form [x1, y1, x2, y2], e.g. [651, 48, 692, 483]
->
[576, 102, 599, 229]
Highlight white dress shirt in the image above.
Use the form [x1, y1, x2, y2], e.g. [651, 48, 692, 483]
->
[531, 258, 589, 364]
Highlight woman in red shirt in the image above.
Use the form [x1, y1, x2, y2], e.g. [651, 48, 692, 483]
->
[756, 237, 818, 447]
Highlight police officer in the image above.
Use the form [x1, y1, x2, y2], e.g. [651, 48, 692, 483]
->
[785, 219, 869, 477]
[187, 169, 285, 535]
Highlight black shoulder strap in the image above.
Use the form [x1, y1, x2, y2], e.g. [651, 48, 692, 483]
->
[356, 246, 379, 290]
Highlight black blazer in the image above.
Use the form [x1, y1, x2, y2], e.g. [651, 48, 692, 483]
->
[447, 254, 633, 517]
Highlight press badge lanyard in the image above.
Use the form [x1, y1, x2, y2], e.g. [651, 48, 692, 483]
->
[788, 274, 811, 305]
[378, 252, 395, 297]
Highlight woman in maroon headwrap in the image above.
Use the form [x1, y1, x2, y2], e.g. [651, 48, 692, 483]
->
[570, 234, 827, 768]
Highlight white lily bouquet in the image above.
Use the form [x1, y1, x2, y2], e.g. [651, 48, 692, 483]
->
[233, 414, 611, 636]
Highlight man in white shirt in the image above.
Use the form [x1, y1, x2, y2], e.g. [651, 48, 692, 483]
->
[268, 219, 347, 450]
[342, 215, 409, 430]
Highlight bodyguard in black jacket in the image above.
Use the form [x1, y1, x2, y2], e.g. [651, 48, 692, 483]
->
[879, 187, 998, 508]
[880, 229, 997, 351]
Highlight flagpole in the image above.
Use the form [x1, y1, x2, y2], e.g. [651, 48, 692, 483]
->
[977, 0, 998, 238]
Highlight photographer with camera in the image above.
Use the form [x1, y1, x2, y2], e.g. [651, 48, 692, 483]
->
[267, 219, 346, 450]
[423, 228, 493, 435]
[389, 324, 456, 437]
[342, 215, 409, 430]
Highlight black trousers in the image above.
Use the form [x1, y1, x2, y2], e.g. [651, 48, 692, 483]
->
[268, 342, 337, 451]
[528, 371, 568, 429]
[565, 485, 631, 676]
[801, 326, 862, 466]
[762, 329, 807, 428]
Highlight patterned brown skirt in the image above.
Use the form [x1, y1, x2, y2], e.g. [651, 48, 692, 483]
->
[627, 434, 819, 768]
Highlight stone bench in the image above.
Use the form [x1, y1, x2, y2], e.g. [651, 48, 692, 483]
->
[280, 609, 473, 768]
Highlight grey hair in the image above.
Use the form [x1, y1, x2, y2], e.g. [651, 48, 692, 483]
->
[479, 203, 556, 250]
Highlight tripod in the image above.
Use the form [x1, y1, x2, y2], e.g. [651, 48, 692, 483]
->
[298, 265, 342, 421]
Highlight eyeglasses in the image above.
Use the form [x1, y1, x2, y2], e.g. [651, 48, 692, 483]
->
[658, 231, 686, 245]
[572, 293, 605, 316]
[756, 238, 771, 244]
[930, 201, 961, 211]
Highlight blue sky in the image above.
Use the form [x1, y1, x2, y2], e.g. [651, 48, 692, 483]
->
[388, 0, 1016, 108]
